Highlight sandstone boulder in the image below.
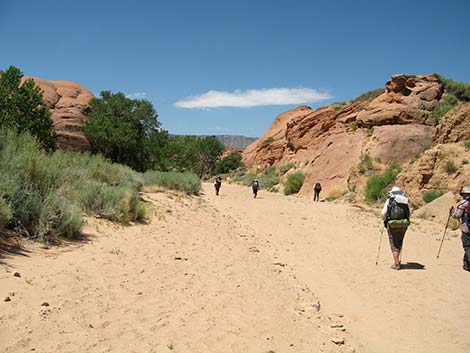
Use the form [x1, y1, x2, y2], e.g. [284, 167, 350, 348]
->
[356, 75, 443, 127]
[22, 76, 94, 151]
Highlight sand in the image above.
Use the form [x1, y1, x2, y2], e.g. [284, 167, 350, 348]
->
[1, 183, 469, 353]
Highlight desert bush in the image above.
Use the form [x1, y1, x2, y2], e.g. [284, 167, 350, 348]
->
[349, 122, 358, 131]
[332, 102, 347, 111]
[423, 189, 445, 203]
[365, 163, 401, 203]
[432, 94, 459, 122]
[434, 74, 470, 102]
[259, 166, 280, 190]
[443, 160, 458, 174]
[279, 163, 295, 175]
[283, 172, 305, 195]
[358, 154, 373, 174]
[261, 137, 274, 146]
[0, 129, 149, 240]
[462, 159, 469, 165]
[143, 171, 201, 195]
[465, 140, 470, 150]
[353, 88, 384, 102]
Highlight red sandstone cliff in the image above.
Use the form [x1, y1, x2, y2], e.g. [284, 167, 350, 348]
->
[242, 74, 456, 201]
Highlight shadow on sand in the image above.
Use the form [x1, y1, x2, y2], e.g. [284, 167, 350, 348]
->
[0, 231, 92, 266]
[0, 235, 31, 266]
[400, 262, 426, 270]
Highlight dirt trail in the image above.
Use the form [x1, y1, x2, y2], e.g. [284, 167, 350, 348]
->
[1, 183, 469, 353]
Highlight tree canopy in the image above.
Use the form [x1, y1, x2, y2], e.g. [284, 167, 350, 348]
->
[83, 91, 168, 171]
[0, 66, 56, 150]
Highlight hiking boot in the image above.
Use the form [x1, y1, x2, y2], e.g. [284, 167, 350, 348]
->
[391, 263, 400, 270]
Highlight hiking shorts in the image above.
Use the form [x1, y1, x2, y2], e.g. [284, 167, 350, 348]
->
[387, 225, 407, 252]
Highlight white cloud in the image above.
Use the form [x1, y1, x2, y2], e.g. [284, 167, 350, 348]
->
[125, 92, 147, 100]
[175, 88, 331, 109]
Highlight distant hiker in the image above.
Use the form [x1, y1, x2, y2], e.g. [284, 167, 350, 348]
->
[214, 176, 222, 196]
[252, 178, 260, 198]
[381, 186, 411, 270]
[450, 186, 470, 272]
[313, 182, 322, 202]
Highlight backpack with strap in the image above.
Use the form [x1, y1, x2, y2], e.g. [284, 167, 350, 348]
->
[387, 194, 410, 229]
[463, 198, 470, 225]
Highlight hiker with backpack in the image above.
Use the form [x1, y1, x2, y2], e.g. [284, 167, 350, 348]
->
[252, 178, 260, 198]
[214, 176, 222, 196]
[381, 186, 411, 270]
[313, 182, 322, 202]
[450, 186, 470, 272]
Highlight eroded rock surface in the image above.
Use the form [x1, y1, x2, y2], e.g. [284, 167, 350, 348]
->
[22, 76, 94, 151]
[242, 74, 441, 199]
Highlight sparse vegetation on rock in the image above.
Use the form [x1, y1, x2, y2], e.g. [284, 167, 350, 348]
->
[422, 189, 445, 203]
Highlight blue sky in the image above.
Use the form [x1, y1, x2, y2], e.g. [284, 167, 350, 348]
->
[1, 0, 469, 137]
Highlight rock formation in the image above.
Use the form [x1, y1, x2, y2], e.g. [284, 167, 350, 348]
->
[396, 102, 470, 207]
[22, 76, 94, 151]
[242, 74, 448, 200]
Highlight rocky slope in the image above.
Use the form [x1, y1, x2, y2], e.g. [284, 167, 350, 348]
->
[22, 76, 94, 151]
[242, 74, 469, 203]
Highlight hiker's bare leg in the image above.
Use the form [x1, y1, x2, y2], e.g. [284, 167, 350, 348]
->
[392, 251, 400, 267]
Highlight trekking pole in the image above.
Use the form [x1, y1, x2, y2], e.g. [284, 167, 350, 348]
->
[376, 227, 384, 266]
[436, 213, 452, 259]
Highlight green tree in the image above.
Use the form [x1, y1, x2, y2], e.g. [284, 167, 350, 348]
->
[197, 136, 225, 177]
[0, 66, 56, 150]
[165, 135, 224, 177]
[83, 91, 167, 171]
[214, 151, 243, 174]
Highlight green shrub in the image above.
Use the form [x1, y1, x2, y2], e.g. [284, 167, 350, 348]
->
[462, 159, 469, 165]
[423, 189, 445, 203]
[443, 160, 458, 174]
[0, 129, 148, 240]
[353, 88, 384, 102]
[261, 137, 274, 146]
[279, 163, 295, 175]
[349, 122, 358, 131]
[332, 102, 347, 111]
[0, 197, 12, 228]
[434, 74, 470, 101]
[432, 95, 459, 122]
[143, 171, 201, 195]
[421, 139, 432, 151]
[465, 140, 470, 150]
[283, 172, 305, 195]
[358, 154, 373, 174]
[365, 163, 401, 203]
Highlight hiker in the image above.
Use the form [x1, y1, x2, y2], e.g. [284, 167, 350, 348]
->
[214, 176, 222, 196]
[450, 186, 470, 272]
[252, 178, 260, 198]
[313, 182, 322, 202]
[381, 186, 411, 270]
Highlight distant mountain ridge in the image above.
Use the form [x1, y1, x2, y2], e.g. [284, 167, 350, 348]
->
[170, 134, 258, 149]
[213, 135, 258, 149]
